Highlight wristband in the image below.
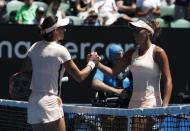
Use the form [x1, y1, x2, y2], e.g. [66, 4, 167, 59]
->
[87, 61, 96, 70]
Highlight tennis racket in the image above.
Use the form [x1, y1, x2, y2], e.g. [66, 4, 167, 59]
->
[9, 71, 69, 101]
[9, 71, 32, 101]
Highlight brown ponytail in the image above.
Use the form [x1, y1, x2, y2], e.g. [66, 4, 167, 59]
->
[140, 17, 161, 38]
[149, 19, 160, 38]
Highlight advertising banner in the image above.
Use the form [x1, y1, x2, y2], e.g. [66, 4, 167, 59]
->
[0, 25, 190, 103]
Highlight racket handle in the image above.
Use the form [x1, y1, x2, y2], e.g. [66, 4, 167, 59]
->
[61, 76, 69, 82]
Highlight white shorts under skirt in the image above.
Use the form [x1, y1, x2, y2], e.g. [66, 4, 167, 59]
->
[27, 93, 64, 124]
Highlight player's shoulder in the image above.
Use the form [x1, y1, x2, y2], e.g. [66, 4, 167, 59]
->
[153, 44, 165, 55]
[123, 47, 136, 58]
[55, 43, 68, 52]
[31, 40, 43, 47]
[28, 41, 40, 52]
[153, 44, 168, 61]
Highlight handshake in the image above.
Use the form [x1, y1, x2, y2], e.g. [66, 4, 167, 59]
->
[87, 52, 101, 70]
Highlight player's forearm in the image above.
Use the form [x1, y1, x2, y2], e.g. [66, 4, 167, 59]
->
[65, 60, 94, 83]
[162, 79, 173, 106]
[92, 80, 118, 94]
[98, 63, 115, 76]
[79, 66, 94, 81]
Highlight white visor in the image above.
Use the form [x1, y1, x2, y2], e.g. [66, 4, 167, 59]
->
[41, 17, 70, 34]
[128, 20, 154, 35]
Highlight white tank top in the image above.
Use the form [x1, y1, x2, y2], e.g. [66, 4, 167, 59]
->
[129, 44, 162, 108]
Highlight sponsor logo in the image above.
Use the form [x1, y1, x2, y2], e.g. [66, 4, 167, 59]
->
[0, 41, 31, 59]
[0, 41, 135, 59]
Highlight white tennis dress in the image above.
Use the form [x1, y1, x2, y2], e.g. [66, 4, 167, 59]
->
[27, 40, 71, 124]
[129, 44, 162, 109]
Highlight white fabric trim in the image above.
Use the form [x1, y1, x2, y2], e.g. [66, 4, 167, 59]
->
[41, 17, 69, 34]
[87, 61, 96, 70]
[129, 20, 154, 35]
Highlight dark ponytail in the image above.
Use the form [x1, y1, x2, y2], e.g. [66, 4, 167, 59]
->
[39, 15, 58, 42]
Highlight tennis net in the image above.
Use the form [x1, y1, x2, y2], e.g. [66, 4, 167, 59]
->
[0, 99, 190, 131]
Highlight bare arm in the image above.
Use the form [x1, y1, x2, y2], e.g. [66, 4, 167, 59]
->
[63, 51, 100, 83]
[64, 59, 94, 83]
[92, 79, 123, 95]
[98, 49, 134, 76]
[154, 46, 173, 107]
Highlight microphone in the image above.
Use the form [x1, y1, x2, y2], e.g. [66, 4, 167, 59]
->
[61, 76, 69, 82]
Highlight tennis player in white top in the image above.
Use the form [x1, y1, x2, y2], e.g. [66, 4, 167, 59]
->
[98, 19, 172, 108]
[22, 15, 100, 131]
[98, 17, 172, 130]
[97, 19, 173, 130]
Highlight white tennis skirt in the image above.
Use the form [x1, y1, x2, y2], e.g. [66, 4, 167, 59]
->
[27, 93, 64, 124]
